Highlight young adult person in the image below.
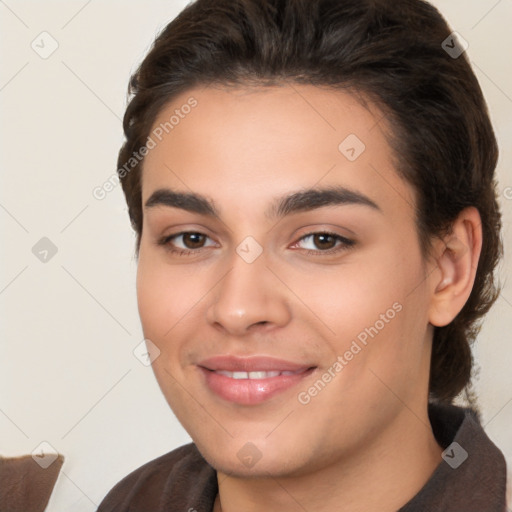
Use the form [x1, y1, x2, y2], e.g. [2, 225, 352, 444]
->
[97, 0, 508, 510]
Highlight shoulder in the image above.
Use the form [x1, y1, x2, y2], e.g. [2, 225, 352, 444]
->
[400, 402, 508, 511]
[97, 443, 217, 512]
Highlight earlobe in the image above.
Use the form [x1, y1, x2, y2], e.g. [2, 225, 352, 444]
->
[428, 207, 482, 327]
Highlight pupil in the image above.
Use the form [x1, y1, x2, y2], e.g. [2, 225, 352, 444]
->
[315, 234, 334, 249]
[185, 233, 204, 248]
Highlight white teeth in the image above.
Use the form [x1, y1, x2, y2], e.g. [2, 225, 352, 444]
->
[249, 371, 280, 379]
[216, 370, 286, 379]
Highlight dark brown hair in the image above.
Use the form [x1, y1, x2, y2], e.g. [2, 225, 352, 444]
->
[117, 0, 502, 403]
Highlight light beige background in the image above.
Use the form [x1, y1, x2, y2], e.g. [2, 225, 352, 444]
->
[1, 1, 511, 510]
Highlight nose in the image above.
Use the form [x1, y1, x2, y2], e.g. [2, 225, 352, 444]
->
[205, 246, 292, 336]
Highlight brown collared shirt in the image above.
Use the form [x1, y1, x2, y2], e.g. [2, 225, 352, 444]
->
[97, 403, 508, 512]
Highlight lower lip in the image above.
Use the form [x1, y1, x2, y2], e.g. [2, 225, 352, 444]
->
[198, 367, 315, 405]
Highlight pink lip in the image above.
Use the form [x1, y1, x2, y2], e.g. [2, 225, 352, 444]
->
[197, 355, 316, 405]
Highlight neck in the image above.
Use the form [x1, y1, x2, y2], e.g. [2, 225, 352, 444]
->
[214, 407, 442, 512]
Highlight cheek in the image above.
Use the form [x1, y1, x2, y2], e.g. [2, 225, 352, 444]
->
[340, 294, 429, 409]
[299, 244, 429, 383]
[136, 259, 169, 339]
[136, 255, 190, 355]
[291, 248, 417, 340]
[136, 248, 204, 340]
[135, 254, 200, 414]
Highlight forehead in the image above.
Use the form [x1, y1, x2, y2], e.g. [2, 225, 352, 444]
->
[141, 84, 415, 219]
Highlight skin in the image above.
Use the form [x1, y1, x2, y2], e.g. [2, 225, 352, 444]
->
[136, 84, 482, 512]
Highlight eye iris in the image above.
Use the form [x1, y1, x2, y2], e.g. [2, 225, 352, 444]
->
[183, 233, 205, 249]
[314, 233, 336, 250]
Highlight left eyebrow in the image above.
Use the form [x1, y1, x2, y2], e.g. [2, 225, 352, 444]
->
[267, 185, 381, 219]
[144, 185, 381, 220]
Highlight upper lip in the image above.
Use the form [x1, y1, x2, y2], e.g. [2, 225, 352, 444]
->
[198, 355, 314, 373]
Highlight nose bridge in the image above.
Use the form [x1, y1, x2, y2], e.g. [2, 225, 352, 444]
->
[206, 239, 291, 333]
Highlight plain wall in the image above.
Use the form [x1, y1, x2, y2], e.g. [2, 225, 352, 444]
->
[1, 1, 511, 510]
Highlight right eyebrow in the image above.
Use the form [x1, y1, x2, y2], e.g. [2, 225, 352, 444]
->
[145, 188, 219, 218]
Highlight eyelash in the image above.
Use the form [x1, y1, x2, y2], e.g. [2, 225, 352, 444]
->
[157, 230, 355, 257]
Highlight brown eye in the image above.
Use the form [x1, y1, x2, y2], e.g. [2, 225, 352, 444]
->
[158, 231, 216, 255]
[181, 233, 207, 249]
[311, 233, 337, 250]
[293, 231, 355, 256]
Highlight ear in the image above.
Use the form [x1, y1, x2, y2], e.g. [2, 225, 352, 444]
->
[428, 207, 483, 327]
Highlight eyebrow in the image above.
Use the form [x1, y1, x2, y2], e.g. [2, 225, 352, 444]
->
[144, 185, 381, 220]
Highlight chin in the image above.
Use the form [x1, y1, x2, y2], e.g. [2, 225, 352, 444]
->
[201, 451, 302, 479]
[193, 434, 315, 479]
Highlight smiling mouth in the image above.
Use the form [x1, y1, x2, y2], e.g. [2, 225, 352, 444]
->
[199, 365, 317, 405]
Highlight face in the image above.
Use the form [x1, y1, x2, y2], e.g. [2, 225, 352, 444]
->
[137, 84, 436, 477]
